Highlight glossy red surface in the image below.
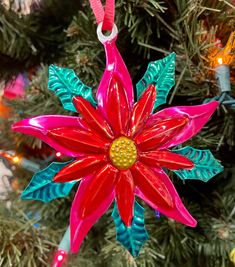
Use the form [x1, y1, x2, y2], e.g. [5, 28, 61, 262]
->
[70, 174, 115, 253]
[135, 167, 197, 227]
[115, 170, 135, 226]
[135, 117, 188, 151]
[146, 101, 219, 149]
[73, 96, 114, 140]
[48, 128, 109, 155]
[140, 150, 194, 170]
[54, 155, 107, 183]
[78, 164, 118, 219]
[129, 85, 156, 136]
[105, 75, 130, 135]
[131, 161, 173, 209]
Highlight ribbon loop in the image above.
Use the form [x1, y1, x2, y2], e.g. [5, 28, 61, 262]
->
[89, 0, 115, 31]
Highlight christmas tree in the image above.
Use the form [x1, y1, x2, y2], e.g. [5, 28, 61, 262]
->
[0, 0, 235, 266]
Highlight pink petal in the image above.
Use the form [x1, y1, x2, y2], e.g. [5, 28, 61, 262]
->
[12, 115, 91, 157]
[70, 165, 118, 253]
[135, 166, 197, 227]
[146, 101, 218, 149]
[96, 40, 134, 119]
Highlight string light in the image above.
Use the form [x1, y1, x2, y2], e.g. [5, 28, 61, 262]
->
[52, 249, 68, 267]
[57, 255, 64, 261]
[0, 151, 20, 163]
[52, 227, 70, 267]
[56, 152, 62, 158]
[212, 32, 235, 108]
[209, 31, 235, 68]
[0, 150, 40, 172]
[204, 31, 235, 111]
[12, 156, 20, 163]
[217, 57, 223, 65]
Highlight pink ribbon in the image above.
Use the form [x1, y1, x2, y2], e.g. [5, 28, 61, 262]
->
[88, 0, 115, 31]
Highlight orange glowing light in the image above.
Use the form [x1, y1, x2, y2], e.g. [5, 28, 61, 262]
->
[12, 156, 20, 163]
[0, 151, 22, 164]
[217, 58, 223, 65]
[208, 31, 235, 68]
[0, 99, 11, 119]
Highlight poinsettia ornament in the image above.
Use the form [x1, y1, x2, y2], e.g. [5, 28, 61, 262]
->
[12, 22, 223, 260]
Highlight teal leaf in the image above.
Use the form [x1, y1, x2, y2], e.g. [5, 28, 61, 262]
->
[136, 52, 176, 109]
[112, 200, 149, 257]
[21, 161, 76, 203]
[173, 146, 224, 182]
[48, 65, 96, 112]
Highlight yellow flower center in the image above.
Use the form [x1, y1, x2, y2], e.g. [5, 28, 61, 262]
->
[109, 136, 137, 170]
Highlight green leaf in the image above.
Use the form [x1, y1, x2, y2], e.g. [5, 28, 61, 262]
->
[112, 201, 149, 257]
[48, 65, 96, 112]
[173, 146, 224, 182]
[21, 161, 76, 203]
[136, 52, 176, 109]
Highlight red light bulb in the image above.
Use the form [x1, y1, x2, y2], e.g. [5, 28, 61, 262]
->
[52, 249, 68, 267]
[56, 152, 62, 158]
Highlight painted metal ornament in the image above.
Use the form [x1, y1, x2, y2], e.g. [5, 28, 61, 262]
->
[12, 22, 223, 261]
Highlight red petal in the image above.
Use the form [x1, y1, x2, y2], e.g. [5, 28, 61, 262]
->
[12, 115, 91, 157]
[70, 174, 115, 253]
[78, 164, 118, 219]
[105, 75, 130, 135]
[53, 155, 107, 183]
[145, 101, 219, 149]
[135, 167, 197, 227]
[129, 85, 156, 136]
[131, 161, 173, 208]
[48, 128, 109, 155]
[115, 170, 135, 226]
[73, 96, 114, 140]
[140, 150, 194, 170]
[135, 116, 188, 151]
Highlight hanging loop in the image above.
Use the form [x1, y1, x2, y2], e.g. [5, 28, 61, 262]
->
[97, 22, 118, 43]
